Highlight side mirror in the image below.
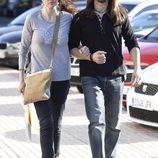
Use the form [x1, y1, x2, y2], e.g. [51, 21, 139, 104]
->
[0, 43, 7, 49]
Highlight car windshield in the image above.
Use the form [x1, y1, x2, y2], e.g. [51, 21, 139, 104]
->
[9, 6, 40, 25]
[141, 28, 158, 42]
[122, 4, 137, 12]
[131, 12, 158, 32]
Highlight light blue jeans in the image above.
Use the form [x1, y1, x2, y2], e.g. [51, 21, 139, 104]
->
[81, 76, 124, 158]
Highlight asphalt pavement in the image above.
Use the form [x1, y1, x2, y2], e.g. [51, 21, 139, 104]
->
[0, 66, 158, 158]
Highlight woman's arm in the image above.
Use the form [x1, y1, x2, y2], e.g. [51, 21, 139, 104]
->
[70, 46, 91, 60]
[18, 69, 25, 94]
[18, 14, 33, 94]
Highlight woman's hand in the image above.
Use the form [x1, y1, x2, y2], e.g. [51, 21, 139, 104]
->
[18, 69, 25, 95]
[79, 46, 90, 56]
[18, 80, 26, 95]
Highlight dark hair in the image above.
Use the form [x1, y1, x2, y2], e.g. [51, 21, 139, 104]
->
[86, 0, 127, 24]
[58, 0, 76, 15]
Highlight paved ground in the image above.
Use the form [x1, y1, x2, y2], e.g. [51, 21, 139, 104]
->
[0, 66, 158, 158]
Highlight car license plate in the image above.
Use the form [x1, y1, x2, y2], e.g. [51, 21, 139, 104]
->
[71, 67, 79, 76]
[123, 86, 131, 95]
[132, 97, 153, 111]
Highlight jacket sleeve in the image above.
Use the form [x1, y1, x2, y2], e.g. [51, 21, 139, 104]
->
[68, 14, 81, 50]
[18, 14, 33, 70]
[121, 15, 139, 53]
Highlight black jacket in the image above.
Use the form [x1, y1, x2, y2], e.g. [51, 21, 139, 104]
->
[69, 10, 139, 77]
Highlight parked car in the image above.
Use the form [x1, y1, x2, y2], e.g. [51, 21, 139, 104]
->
[0, 6, 40, 36]
[128, 0, 158, 20]
[0, 6, 40, 67]
[120, 0, 148, 13]
[131, 10, 158, 38]
[0, 31, 21, 67]
[122, 26, 158, 106]
[126, 62, 158, 127]
[0, 0, 41, 16]
[123, 26, 158, 69]
[73, 0, 86, 11]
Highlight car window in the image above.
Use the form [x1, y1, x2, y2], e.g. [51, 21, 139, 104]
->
[131, 13, 158, 32]
[122, 4, 137, 12]
[74, 0, 86, 11]
[9, 6, 40, 25]
[147, 28, 158, 40]
[141, 28, 158, 42]
[135, 4, 158, 17]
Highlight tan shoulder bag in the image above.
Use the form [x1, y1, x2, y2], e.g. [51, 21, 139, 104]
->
[23, 12, 61, 105]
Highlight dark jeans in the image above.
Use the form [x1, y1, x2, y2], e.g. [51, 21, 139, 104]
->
[34, 80, 70, 158]
[81, 76, 123, 158]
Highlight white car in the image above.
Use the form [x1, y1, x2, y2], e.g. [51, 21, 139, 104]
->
[127, 63, 158, 127]
[129, 0, 158, 20]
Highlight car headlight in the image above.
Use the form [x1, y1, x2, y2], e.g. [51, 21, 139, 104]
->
[0, 43, 7, 49]
[8, 42, 21, 49]
[0, 42, 20, 50]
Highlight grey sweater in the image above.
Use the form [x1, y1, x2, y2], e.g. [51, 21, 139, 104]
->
[19, 9, 72, 81]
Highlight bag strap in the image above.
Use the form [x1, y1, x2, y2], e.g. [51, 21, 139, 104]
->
[50, 10, 61, 69]
[26, 9, 61, 74]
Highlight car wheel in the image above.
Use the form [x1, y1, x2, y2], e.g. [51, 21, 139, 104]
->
[77, 86, 83, 93]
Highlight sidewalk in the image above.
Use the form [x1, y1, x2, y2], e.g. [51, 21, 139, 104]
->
[0, 66, 158, 158]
